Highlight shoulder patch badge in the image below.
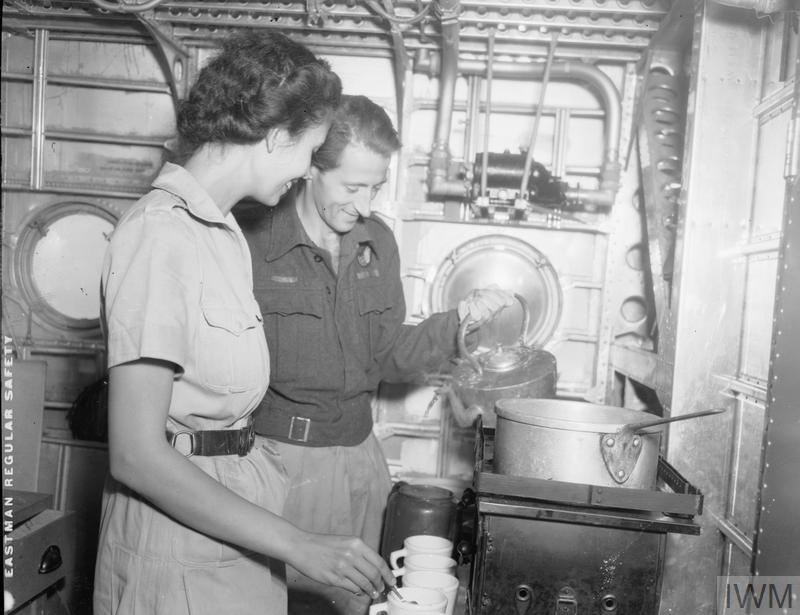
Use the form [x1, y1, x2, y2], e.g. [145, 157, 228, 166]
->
[357, 244, 372, 267]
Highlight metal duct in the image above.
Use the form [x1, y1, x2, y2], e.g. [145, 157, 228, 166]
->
[420, 53, 624, 207]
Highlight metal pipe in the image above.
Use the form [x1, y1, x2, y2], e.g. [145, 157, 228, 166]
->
[462, 75, 479, 163]
[30, 29, 48, 191]
[426, 0, 468, 199]
[89, 0, 167, 13]
[2, 71, 171, 94]
[520, 35, 558, 195]
[480, 30, 496, 199]
[785, 44, 800, 180]
[710, 0, 792, 11]
[553, 109, 570, 178]
[2, 183, 142, 200]
[430, 59, 622, 165]
[3, 126, 170, 148]
[418, 54, 623, 208]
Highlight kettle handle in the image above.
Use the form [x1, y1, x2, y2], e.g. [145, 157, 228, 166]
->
[457, 293, 530, 375]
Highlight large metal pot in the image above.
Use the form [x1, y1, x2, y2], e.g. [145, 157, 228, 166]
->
[450, 294, 557, 428]
[494, 398, 661, 489]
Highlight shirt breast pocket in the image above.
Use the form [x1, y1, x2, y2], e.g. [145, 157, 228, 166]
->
[197, 303, 264, 393]
[259, 288, 326, 382]
[355, 282, 392, 355]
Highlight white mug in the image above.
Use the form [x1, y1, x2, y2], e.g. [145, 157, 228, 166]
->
[392, 554, 457, 580]
[390, 535, 453, 570]
[368, 586, 447, 614]
[404, 571, 460, 615]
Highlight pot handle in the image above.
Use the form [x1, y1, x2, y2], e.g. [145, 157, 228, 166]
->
[621, 407, 726, 434]
[600, 408, 727, 484]
[457, 293, 531, 375]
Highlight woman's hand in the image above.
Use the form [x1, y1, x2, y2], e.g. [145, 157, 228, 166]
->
[457, 285, 516, 327]
[287, 532, 395, 598]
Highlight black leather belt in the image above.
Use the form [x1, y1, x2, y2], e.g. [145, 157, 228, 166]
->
[254, 406, 374, 447]
[257, 413, 315, 443]
[167, 417, 255, 457]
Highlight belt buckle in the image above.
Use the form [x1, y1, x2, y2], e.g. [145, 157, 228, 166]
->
[238, 423, 255, 456]
[170, 430, 197, 457]
[288, 416, 311, 443]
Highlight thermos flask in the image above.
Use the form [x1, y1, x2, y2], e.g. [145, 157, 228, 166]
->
[379, 482, 457, 562]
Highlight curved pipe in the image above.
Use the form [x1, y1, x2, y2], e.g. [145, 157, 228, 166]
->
[90, 0, 166, 13]
[419, 53, 623, 206]
[448, 59, 621, 167]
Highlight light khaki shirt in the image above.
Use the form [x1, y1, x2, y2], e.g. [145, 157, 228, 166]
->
[102, 162, 269, 432]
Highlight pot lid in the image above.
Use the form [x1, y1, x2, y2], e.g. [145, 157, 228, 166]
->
[429, 234, 561, 348]
[495, 398, 660, 433]
[481, 345, 532, 372]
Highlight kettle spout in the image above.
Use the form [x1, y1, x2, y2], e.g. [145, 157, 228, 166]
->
[445, 385, 482, 427]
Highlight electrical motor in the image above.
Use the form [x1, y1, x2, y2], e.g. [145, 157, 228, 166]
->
[470, 151, 567, 218]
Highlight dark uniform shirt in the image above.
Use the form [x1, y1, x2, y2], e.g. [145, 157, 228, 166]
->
[240, 198, 461, 447]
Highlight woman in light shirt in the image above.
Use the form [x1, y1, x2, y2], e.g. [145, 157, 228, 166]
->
[94, 30, 394, 615]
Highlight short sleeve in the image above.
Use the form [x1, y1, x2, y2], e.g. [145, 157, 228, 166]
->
[102, 203, 199, 372]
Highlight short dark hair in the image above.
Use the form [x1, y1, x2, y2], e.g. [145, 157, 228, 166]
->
[312, 95, 401, 171]
[176, 30, 341, 159]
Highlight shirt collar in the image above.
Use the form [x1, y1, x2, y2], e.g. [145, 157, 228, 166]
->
[264, 196, 376, 262]
[151, 162, 230, 226]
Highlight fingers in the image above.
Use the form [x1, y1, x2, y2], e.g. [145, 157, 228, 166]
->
[343, 563, 378, 596]
[298, 534, 391, 597]
[459, 287, 516, 325]
[346, 543, 394, 596]
[358, 541, 396, 589]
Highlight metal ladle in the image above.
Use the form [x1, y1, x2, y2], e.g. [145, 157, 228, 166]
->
[601, 407, 727, 484]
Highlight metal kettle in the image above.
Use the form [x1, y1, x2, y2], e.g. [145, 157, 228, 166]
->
[449, 293, 557, 428]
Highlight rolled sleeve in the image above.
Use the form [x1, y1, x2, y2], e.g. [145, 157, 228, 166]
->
[102, 207, 198, 373]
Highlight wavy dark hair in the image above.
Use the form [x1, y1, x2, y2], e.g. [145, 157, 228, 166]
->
[312, 95, 401, 171]
[176, 30, 341, 159]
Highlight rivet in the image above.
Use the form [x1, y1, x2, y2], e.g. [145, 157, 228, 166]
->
[617, 469, 625, 478]
[605, 437, 615, 447]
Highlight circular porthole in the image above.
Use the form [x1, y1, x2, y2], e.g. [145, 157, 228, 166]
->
[14, 201, 117, 332]
[429, 234, 562, 349]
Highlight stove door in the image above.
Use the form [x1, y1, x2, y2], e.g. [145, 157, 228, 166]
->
[472, 512, 666, 614]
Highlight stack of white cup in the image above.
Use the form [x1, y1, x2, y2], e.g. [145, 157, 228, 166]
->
[389, 535, 459, 615]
